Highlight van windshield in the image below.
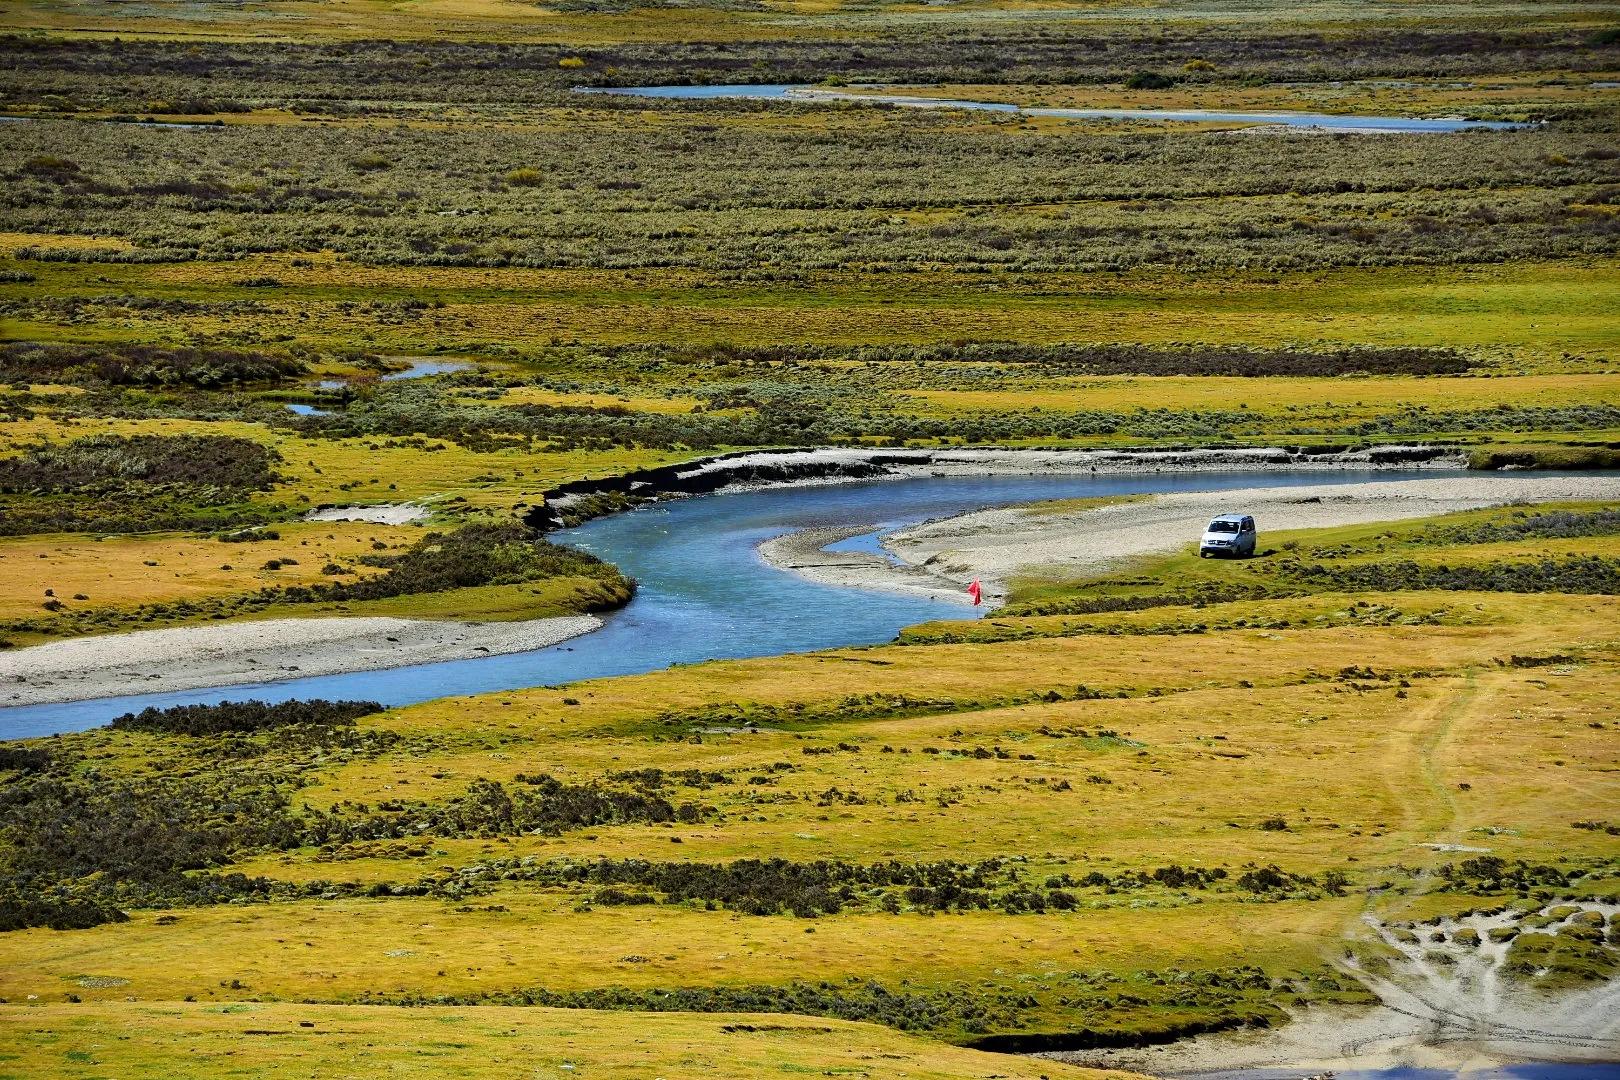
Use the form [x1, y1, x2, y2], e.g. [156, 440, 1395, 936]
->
[1207, 520, 1240, 533]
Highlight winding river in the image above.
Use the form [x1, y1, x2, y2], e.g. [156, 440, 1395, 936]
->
[578, 84, 1527, 133]
[4, 467, 1443, 739]
[4, 468, 1618, 1077]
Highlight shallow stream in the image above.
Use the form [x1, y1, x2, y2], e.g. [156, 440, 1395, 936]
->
[3, 468, 1617, 1074]
[578, 84, 1526, 132]
[2, 468, 1431, 737]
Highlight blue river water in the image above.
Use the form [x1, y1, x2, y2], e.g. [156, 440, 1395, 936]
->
[1, 468, 1454, 739]
[380, 358, 469, 381]
[578, 84, 1527, 132]
[3, 470, 1617, 1074]
[312, 357, 469, 392]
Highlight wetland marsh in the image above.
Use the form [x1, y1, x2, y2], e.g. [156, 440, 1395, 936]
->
[1, 0, 1617, 1076]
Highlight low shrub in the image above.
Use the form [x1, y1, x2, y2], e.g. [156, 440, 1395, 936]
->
[1429, 506, 1620, 545]
[305, 776, 681, 842]
[279, 522, 625, 605]
[0, 433, 280, 496]
[1124, 70, 1178, 89]
[0, 342, 306, 388]
[0, 888, 128, 933]
[110, 698, 384, 736]
[1268, 555, 1620, 595]
[0, 433, 286, 536]
[0, 747, 52, 772]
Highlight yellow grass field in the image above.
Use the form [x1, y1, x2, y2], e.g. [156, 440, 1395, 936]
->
[3, 2, 1619, 1070]
[6, 258, 1619, 363]
[0, 412, 689, 509]
[5, 557, 1613, 1024]
[0, 0, 836, 44]
[0, 1002, 1137, 1080]
[0, 0, 1605, 44]
[898, 373, 1620, 417]
[0, 410, 692, 639]
[0, 522, 413, 621]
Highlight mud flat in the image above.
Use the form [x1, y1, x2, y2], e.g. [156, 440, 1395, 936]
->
[1048, 902, 1620, 1076]
[0, 614, 601, 708]
[760, 474, 1620, 602]
[1042, 1004, 1616, 1076]
[758, 525, 980, 606]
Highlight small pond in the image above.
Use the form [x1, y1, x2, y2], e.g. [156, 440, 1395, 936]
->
[381, 358, 470, 381]
[577, 84, 1528, 132]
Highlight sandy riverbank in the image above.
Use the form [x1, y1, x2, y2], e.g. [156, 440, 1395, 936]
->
[759, 474, 1620, 603]
[0, 614, 601, 708]
[758, 526, 981, 606]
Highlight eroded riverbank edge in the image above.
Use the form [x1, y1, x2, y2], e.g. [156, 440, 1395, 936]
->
[545, 445, 1468, 605]
[525, 445, 1460, 531]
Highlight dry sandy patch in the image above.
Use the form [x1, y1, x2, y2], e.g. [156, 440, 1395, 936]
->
[760, 475, 1620, 603]
[0, 614, 600, 708]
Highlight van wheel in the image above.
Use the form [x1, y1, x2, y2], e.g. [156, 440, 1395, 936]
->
[1198, 551, 1210, 559]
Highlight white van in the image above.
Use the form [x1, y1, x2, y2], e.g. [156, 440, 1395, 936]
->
[1200, 514, 1256, 558]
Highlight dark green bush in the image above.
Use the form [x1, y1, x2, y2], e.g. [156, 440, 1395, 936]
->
[0, 434, 280, 496]
[282, 522, 624, 604]
[0, 747, 52, 773]
[1269, 555, 1620, 595]
[110, 698, 384, 736]
[0, 888, 128, 932]
[577, 342, 1474, 378]
[305, 776, 679, 842]
[1124, 70, 1177, 89]
[1428, 507, 1620, 545]
[0, 342, 306, 389]
[0, 434, 286, 536]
